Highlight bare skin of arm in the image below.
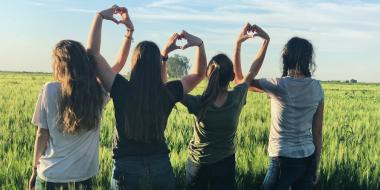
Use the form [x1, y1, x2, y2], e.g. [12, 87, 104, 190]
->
[161, 31, 207, 93]
[233, 23, 270, 88]
[87, 6, 134, 91]
[312, 101, 324, 184]
[29, 127, 49, 190]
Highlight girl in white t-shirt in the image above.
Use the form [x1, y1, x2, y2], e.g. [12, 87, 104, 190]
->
[29, 6, 133, 190]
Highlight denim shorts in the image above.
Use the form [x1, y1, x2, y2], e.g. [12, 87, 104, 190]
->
[111, 154, 175, 190]
[262, 153, 317, 190]
[185, 154, 236, 190]
[35, 176, 92, 190]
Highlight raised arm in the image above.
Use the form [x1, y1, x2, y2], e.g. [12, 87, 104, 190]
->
[29, 127, 49, 190]
[233, 23, 252, 85]
[179, 31, 207, 94]
[87, 6, 134, 91]
[161, 33, 181, 83]
[112, 7, 134, 73]
[312, 101, 324, 184]
[243, 25, 270, 85]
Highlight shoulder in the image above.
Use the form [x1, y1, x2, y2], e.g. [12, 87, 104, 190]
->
[165, 80, 183, 91]
[311, 78, 324, 97]
[165, 80, 184, 102]
[110, 74, 130, 98]
[231, 83, 248, 96]
[42, 81, 61, 96]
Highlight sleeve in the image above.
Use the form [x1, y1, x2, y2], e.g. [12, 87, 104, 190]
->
[181, 94, 202, 115]
[232, 83, 249, 106]
[31, 85, 48, 129]
[165, 80, 184, 103]
[110, 74, 129, 101]
[258, 78, 281, 97]
[319, 81, 325, 104]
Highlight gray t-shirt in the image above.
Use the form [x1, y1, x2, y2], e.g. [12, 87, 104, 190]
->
[32, 82, 108, 182]
[259, 77, 324, 158]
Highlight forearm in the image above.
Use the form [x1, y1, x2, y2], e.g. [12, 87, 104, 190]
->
[112, 30, 134, 73]
[32, 128, 49, 167]
[233, 43, 244, 84]
[313, 135, 322, 163]
[87, 13, 103, 55]
[245, 39, 269, 83]
[161, 61, 168, 83]
[192, 44, 206, 78]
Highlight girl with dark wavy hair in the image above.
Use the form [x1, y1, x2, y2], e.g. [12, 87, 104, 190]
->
[87, 5, 207, 190]
[181, 23, 270, 190]
[29, 6, 130, 189]
[235, 34, 324, 189]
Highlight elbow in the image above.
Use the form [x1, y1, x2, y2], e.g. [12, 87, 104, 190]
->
[36, 128, 49, 141]
[196, 73, 205, 82]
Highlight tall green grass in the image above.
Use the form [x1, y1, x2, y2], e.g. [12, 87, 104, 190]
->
[0, 72, 379, 189]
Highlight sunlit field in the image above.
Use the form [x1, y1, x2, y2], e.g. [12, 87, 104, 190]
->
[0, 72, 379, 189]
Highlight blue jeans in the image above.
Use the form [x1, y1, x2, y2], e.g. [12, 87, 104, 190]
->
[111, 154, 175, 190]
[35, 176, 92, 190]
[186, 154, 236, 190]
[262, 153, 317, 190]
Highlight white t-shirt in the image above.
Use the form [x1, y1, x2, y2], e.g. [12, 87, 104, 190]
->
[259, 77, 324, 158]
[32, 82, 108, 182]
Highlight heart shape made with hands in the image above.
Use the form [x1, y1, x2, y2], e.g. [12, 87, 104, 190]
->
[247, 25, 259, 37]
[102, 5, 129, 25]
[176, 35, 188, 50]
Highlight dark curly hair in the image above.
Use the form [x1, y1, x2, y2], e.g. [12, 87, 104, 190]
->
[282, 37, 315, 77]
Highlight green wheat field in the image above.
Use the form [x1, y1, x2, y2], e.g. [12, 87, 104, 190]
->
[0, 71, 379, 189]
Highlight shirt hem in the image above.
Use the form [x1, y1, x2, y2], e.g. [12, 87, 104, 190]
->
[37, 169, 98, 183]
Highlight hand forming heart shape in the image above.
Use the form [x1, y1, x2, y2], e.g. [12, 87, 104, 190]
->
[99, 5, 134, 30]
[162, 30, 203, 56]
[236, 22, 269, 44]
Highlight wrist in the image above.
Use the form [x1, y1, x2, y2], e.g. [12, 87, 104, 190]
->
[197, 41, 204, 47]
[97, 12, 104, 19]
[161, 54, 169, 62]
[235, 43, 242, 49]
[161, 50, 169, 57]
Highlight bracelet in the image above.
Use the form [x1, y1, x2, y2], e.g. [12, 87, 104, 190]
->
[162, 55, 168, 62]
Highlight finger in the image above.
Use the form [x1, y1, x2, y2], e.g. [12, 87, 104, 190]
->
[172, 33, 178, 39]
[180, 30, 188, 38]
[244, 22, 251, 31]
[244, 34, 254, 39]
[251, 24, 258, 32]
[110, 18, 120, 24]
[112, 5, 119, 13]
[252, 34, 259, 38]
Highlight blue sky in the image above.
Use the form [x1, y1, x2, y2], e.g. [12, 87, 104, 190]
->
[0, 0, 379, 82]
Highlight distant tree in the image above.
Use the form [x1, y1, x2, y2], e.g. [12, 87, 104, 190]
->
[167, 54, 190, 78]
[350, 79, 358, 83]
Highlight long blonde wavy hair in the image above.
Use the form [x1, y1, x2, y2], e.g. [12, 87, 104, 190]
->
[53, 40, 104, 134]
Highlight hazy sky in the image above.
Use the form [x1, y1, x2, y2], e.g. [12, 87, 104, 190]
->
[0, 0, 379, 82]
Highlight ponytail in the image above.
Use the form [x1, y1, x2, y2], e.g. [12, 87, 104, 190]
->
[197, 63, 221, 122]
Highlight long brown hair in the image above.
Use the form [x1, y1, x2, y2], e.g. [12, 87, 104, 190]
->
[282, 37, 315, 77]
[197, 54, 234, 122]
[125, 41, 169, 143]
[53, 40, 104, 134]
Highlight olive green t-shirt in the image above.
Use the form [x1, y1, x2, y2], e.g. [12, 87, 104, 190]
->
[182, 83, 248, 164]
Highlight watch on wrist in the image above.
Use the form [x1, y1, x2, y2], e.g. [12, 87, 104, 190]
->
[162, 55, 168, 62]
